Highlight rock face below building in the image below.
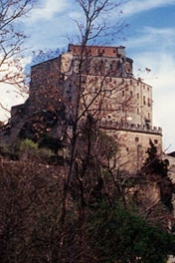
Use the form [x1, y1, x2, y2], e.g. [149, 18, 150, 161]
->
[0, 44, 162, 172]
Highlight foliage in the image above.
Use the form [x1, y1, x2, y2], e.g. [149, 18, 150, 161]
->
[142, 139, 174, 211]
[0, 143, 19, 160]
[18, 107, 66, 153]
[144, 139, 169, 177]
[87, 199, 174, 263]
[0, 162, 173, 263]
[38, 135, 64, 155]
[19, 139, 53, 163]
[20, 138, 38, 151]
[0, 161, 65, 263]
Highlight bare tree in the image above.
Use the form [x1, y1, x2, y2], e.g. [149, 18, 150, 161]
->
[0, 0, 35, 100]
[72, 0, 128, 45]
[66, 0, 129, 176]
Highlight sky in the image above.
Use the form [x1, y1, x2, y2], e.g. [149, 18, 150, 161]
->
[1, 0, 175, 153]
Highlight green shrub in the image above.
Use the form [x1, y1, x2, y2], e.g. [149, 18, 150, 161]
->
[19, 139, 53, 163]
[20, 139, 39, 151]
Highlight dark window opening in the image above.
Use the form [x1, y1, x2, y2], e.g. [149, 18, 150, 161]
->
[135, 137, 139, 142]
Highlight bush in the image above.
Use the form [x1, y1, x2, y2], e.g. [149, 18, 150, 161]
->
[20, 139, 38, 151]
[19, 139, 52, 163]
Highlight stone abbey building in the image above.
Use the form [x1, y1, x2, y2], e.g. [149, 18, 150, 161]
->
[0, 44, 162, 171]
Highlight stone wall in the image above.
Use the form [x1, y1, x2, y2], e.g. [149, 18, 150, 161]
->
[100, 122, 162, 172]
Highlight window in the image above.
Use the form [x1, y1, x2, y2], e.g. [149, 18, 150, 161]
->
[154, 139, 158, 144]
[135, 137, 139, 142]
[137, 108, 139, 114]
[130, 91, 133, 97]
[137, 93, 139, 99]
[143, 96, 146, 105]
[122, 90, 125, 96]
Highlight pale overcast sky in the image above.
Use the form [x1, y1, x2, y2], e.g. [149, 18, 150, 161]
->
[1, 0, 175, 152]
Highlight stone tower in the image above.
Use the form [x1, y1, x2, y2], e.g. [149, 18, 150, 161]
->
[1, 44, 162, 172]
[29, 44, 162, 171]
